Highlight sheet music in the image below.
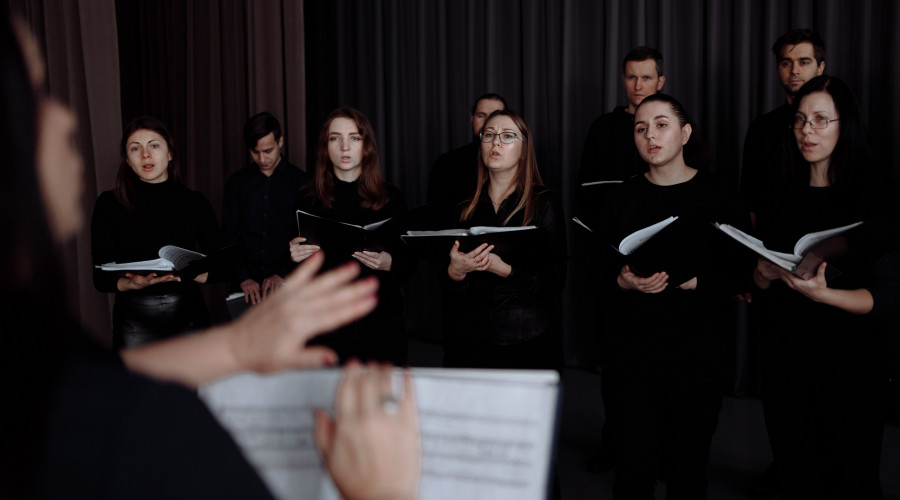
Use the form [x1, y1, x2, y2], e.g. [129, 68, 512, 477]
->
[199, 368, 559, 500]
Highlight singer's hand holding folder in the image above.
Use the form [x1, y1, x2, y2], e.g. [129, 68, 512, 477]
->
[295, 209, 397, 255]
[402, 226, 549, 266]
[95, 244, 237, 280]
[574, 215, 698, 286]
[714, 221, 862, 279]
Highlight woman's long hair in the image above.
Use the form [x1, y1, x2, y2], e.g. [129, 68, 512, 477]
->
[310, 107, 390, 210]
[461, 109, 545, 225]
[1, 8, 70, 496]
[784, 75, 876, 195]
[114, 116, 183, 213]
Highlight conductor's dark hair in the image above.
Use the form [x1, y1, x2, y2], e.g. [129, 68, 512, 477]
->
[470, 93, 508, 115]
[243, 111, 283, 151]
[1, 7, 71, 497]
[622, 46, 664, 77]
[115, 116, 183, 213]
[772, 29, 825, 65]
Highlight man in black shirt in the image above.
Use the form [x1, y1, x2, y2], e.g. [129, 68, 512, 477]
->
[741, 30, 825, 227]
[223, 112, 309, 305]
[428, 93, 507, 212]
[577, 46, 666, 187]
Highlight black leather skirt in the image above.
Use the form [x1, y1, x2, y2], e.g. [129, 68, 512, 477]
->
[113, 287, 210, 349]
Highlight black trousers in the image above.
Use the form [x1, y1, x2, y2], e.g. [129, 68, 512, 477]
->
[762, 350, 884, 500]
[605, 346, 723, 500]
[443, 328, 563, 370]
[113, 287, 210, 349]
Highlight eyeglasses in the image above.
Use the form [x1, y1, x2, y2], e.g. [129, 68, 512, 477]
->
[480, 131, 526, 144]
[792, 115, 839, 130]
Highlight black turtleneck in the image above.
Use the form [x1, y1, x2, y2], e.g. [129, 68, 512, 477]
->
[91, 179, 221, 294]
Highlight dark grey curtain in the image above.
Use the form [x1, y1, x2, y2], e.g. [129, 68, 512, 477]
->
[12, 0, 307, 346]
[113, 0, 307, 335]
[305, 0, 900, 373]
[13, 0, 122, 344]
[116, 0, 307, 215]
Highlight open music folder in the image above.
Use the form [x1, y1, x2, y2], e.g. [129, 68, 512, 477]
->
[199, 368, 560, 500]
[95, 244, 237, 280]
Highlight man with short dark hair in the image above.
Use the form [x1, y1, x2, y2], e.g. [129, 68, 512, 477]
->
[223, 111, 309, 305]
[742, 29, 825, 227]
[427, 93, 507, 210]
[577, 46, 666, 185]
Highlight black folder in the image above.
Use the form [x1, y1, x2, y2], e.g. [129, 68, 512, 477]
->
[296, 204, 438, 257]
[574, 215, 698, 287]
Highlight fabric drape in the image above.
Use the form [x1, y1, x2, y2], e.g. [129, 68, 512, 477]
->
[305, 0, 900, 384]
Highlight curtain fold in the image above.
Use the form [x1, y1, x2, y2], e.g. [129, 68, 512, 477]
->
[10, 0, 898, 362]
[12, 0, 307, 345]
[14, 0, 122, 344]
[305, 0, 900, 373]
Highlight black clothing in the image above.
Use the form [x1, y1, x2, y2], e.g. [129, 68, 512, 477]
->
[443, 189, 567, 370]
[91, 179, 222, 348]
[740, 103, 793, 221]
[427, 140, 479, 206]
[112, 287, 210, 347]
[578, 106, 709, 189]
[222, 160, 309, 287]
[574, 106, 710, 369]
[37, 337, 274, 499]
[295, 175, 413, 365]
[755, 181, 900, 500]
[578, 107, 646, 186]
[596, 171, 750, 499]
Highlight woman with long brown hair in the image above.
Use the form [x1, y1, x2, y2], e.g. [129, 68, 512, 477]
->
[443, 109, 567, 369]
[91, 116, 222, 349]
[290, 107, 413, 365]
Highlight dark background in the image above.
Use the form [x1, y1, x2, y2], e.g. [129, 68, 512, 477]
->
[16, 0, 900, 367]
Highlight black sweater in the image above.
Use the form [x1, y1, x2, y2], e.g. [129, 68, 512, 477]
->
[295, 175, 414, 352]
[445, 189, 567, 347]
[755, 180, 900, 369]
[596, 170, 751, 354]
[91, 179, 222, 295]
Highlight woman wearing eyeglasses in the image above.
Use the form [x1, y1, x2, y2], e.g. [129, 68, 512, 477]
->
[752, 75, 900, 500]
[289, 107, 413, 365]
[595, 93, 750, 498]
[443, 109, 567, 370]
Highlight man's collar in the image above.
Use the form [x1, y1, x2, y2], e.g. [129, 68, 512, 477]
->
[254, 157, 287, 177]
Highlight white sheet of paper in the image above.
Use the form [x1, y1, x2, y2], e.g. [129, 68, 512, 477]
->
[198, 368, 559, 500]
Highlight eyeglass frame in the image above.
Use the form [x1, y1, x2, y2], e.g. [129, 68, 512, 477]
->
[479, 130, 527, 144]
[791, 115, 840, 130]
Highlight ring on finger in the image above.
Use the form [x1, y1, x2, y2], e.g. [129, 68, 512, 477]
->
[381, 394, 399, 415]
